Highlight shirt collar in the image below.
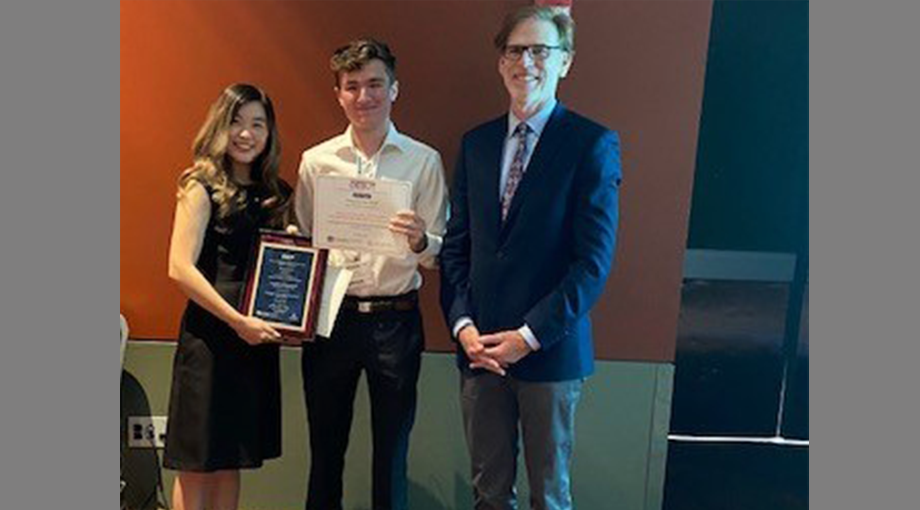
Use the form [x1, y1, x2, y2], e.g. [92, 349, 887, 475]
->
[338, 121, 408, 158]
[507, 98, 557, 140]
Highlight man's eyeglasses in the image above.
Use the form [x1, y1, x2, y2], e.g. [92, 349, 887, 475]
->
[501, 44, 564, 61]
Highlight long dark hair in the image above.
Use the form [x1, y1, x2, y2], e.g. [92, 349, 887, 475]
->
[178, 83, 289, 226]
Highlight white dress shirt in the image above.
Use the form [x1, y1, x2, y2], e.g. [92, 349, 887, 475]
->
[453, 99, 558, 351]
[295, 123, 448, 297]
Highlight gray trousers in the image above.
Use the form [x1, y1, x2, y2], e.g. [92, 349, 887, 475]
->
[460, 372, 584, 510]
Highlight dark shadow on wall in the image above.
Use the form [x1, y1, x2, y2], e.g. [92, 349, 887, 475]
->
[121, 370, 168, 510]
[781, 283, 808, 440]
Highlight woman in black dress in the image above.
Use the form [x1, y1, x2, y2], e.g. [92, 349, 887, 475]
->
[164, 83, 291, 510]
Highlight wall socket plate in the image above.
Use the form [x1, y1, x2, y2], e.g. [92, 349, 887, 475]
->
[127, 416, 168, 448]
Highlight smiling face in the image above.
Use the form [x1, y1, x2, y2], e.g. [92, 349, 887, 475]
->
[335, 59, 399, 134]
[226, 100, 269, 169]
[498, 17, 572, 119]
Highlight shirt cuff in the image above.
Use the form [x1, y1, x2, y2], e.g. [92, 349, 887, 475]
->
[416, 232, 442, 261]
[518, 324, 541, 351]
[452, 317, 474, 339]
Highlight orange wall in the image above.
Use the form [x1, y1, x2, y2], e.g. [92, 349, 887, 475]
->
[121, 0, 712, 362]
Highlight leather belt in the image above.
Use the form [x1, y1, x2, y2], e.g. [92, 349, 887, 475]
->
[341, 291, 418, 314]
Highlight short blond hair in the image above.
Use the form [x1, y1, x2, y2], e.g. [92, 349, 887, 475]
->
[493, 6, 575, 53]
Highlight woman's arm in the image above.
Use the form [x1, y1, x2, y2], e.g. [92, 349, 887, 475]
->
[167, 181, 280, 345]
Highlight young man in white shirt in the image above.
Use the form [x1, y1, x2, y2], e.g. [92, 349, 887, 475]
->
[293, 39, 447, 510]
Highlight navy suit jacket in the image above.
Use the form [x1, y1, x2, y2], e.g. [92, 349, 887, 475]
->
[440, 104, 622, 382]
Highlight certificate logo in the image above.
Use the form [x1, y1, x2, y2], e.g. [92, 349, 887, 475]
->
[349, 180, 376, 191]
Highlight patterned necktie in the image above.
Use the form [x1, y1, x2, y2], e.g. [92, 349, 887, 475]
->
[501, 123, 531, 221]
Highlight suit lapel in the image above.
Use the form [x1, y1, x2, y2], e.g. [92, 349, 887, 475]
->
[499, 104, 571, 240]
[480, 118, 507, 243]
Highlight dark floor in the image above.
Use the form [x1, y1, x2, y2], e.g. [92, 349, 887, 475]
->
[663, 441, 809, 510]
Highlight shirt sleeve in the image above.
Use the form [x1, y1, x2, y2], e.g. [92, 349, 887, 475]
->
[414, 150, 449, 269]
[294, 151, 314, 239]
[518, 324, 541, 351]
[452, 316, 474, 339]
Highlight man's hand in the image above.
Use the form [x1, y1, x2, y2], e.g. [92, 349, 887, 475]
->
[479, 330, 533, 366]
[458, 325, 506, 376]
[389, 210, 428, 253]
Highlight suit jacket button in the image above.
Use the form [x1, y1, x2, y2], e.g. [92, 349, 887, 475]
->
[496, 251, 504, 259]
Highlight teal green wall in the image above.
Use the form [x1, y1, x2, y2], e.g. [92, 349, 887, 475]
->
[123, 342, 673, 510]
[688, 0, 808, 253]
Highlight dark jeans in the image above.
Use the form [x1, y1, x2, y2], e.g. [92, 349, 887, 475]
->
[301, 305, 423, 510]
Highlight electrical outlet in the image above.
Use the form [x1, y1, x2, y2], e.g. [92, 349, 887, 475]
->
[127, 416, 168, 448]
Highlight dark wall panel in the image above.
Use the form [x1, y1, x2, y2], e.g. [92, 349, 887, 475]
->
[672, 0, 808, 436]
[687, 0, 808, 253]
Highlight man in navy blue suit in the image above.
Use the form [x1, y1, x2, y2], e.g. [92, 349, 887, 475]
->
[440, 6, 622, 510]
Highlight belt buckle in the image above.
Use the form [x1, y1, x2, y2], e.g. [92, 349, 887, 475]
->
[357, 301, 373, 313]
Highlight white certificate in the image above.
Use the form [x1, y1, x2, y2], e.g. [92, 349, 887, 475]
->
[315, 263, 352, 338]
[313, 174, 413, 256]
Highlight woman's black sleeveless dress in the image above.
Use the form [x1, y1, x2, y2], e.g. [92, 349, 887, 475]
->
[163, 182, 282, 471]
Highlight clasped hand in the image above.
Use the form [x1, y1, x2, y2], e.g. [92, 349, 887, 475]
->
[458, 325, 533, 376]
